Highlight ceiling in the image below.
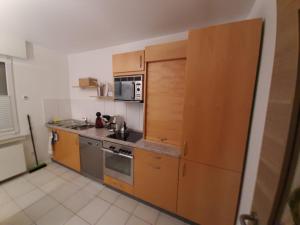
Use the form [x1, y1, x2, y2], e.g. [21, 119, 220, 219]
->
[0, 0, 255, 53]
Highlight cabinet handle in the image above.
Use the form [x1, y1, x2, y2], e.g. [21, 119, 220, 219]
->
[139, 55, 142, 68]
[153, 156, 161, 160]
[183, 141, 188, 156]
[160, 137, 167, 142]
[148, 163, 160, 170]
[182, 163, 186, 177]
[151, 165, 161, 170]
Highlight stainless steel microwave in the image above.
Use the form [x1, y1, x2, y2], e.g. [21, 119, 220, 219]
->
[114, 75, 143, 102]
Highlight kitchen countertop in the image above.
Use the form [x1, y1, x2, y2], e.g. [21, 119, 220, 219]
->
[46, 124, 182, 158]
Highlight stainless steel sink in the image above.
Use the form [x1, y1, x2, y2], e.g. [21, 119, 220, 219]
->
[48, 119, 94, 130]
[66, 124, 95, 130]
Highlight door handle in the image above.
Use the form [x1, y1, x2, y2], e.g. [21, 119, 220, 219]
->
[183, 141, 187, 156]
[182, 163, 186, 177]
[139, 55, 142, 68]
[132, 82, 135, 99]
[239, 213, 258, 225]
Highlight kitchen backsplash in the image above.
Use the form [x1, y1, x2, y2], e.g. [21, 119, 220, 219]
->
[43, 98, 72, 123]
[43, 98, 144, 131]
[71, 99, 144, 131]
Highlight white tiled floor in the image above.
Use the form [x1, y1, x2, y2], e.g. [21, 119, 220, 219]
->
[0, 162, 190, 225]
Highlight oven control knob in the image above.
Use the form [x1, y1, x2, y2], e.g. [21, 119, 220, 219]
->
[137, 88, 140, 92]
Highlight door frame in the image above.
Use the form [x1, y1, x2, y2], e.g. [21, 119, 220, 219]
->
[250, 0, 300, 224]
[270, 8, 300, 223]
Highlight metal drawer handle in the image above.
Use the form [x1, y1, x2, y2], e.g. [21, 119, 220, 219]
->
[102, 148, 133, 159]
[239, 213, 258, 225]
[148, 164, 160, 170]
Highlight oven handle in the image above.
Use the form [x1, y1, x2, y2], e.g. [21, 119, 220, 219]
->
[102, 148, 133, 159]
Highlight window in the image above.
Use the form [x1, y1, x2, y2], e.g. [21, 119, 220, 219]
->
[0, 58, 19, 135]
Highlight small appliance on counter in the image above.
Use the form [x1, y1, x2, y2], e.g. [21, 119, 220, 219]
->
[108, 115, 124, 132]
[95, 112, 104, 128]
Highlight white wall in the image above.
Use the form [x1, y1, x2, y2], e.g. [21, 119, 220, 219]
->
[0, 34, 27, 59]
[68, 32, 187, 131]
[238, 0, 277, 219]
[13, 44, 70, 167]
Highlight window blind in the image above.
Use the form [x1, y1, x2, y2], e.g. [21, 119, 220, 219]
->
[0, 96, 14, 133]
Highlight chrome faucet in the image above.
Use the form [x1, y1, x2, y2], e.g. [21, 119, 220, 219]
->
[82, 117, 88, 124]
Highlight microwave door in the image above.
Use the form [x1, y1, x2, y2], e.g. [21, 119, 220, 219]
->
[114, 81, 122, 99]
[121, 81, 135, 101]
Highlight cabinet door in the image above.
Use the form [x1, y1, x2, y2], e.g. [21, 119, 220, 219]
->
[112, 50, 144, 74]
[134, 148, 179, 213]
[177, 159, 241, 225]
[145, 59, 185, 146]
[104, 175, 134, 195]
[53, 130, 80, 171]
[183, 19, 263, 172]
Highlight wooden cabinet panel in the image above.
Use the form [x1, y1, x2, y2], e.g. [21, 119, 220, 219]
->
[177, 159, 241, 225]
[104, 175, 134, 195]
[53, 129, 80, 172]
[112, 50, 144, 74]
[145, 40, 187, 62]
[182, 19, 263, 172]
[145, 59, 185, 147]
[134, 148, 179, 213]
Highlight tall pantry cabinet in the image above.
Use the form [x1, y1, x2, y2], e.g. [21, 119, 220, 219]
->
[177, 19, 263, 225]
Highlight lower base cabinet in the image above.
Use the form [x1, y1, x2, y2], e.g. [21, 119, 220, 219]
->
[134, 148, 179, 213]
[177, 159, 241, 225]
[52, 129, 80, 172]
[104, 175, 134, 195]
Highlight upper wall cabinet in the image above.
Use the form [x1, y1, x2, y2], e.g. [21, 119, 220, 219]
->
[182, 19, 263, 172]
[145, 40, 187, 62]
[144, 41, 187, 147]
[112, 50, 145, 74]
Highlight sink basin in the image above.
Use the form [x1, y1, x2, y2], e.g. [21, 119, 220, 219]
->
[48, 119, 95, 130]
[67, 124, 95, 130]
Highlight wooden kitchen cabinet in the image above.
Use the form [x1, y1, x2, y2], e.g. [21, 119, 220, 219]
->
[145, 40, 187, 62]
[177, 159, 241, 225]
[134, 148, 179, 213]
[182, 19, 263, 172]
[52, 129, 80, 172]
[144, 41, 186, 147]
[104, 175, 134, 195]
[112, 50, 144, 74]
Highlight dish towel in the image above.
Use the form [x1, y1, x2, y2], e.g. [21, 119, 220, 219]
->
[48, 131, 58, 155]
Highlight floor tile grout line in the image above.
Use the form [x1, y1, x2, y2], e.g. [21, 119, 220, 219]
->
[93, 202, 113, 225]
[1, 163, 188, 225]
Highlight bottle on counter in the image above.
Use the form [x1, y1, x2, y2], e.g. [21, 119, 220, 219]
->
[95, 112, 104, 128]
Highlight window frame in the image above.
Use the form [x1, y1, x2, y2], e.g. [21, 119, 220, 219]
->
[0, 57, 19, 136]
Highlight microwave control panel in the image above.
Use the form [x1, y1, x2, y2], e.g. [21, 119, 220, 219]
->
[135, 81, 143, 101]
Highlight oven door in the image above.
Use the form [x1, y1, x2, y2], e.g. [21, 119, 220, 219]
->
[103, 148, 133, 184]
[114, 80, 135, 101]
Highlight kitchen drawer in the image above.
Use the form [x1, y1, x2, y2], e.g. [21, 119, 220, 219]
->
[134, 148, 165, 165]
[134, 148, 179, 213]
[104, 175, 134, 195]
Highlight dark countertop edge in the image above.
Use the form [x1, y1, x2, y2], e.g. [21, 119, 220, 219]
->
[46, 124, 182, 158]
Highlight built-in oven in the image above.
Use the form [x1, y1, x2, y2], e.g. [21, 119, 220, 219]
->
[114, 75, 143, 102]
[102, 140, 133, 184]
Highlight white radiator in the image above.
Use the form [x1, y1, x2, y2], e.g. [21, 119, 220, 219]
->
[0, 143, 26, 182]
